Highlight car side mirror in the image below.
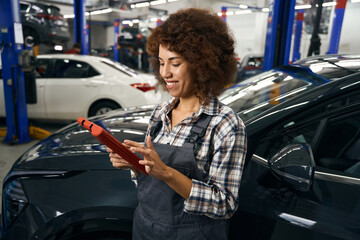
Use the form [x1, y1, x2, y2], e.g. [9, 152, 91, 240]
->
[269, 144, 315, 192]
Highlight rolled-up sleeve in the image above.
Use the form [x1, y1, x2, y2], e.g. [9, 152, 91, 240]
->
[184, 114, 247, 219]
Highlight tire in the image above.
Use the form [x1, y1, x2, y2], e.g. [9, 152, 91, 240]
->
[23, 27, 40, 47]
[89, 101, 121, 117]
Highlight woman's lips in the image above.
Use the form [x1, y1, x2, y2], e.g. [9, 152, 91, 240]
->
[166, 81, 178, 89]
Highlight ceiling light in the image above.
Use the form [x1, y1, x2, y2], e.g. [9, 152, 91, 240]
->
[239, 4, 248, 9]
[322, 2, 336, 7]
[64, 14, 75, 19]
[262, 8, 269, 12]
[168, 0, 180, 2]
[150, 0, 166, 5]
[351, 0, 360, 3]
[135, 2, 150, 8]
[295, 4, 311, 10]
[235, 10, 252, 15]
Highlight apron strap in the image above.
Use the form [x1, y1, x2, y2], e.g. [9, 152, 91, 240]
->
[149, 113, 213, 157]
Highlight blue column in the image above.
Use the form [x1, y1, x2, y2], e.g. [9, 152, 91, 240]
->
[292, 10, 304, 62]
[221, 7, 227, 22]
[113, 19, 119, 62]
[74, 0, 89, 55]
[0, 0, 30, 143]
[327, 0, 347, 54]
[263, 0, 296, 71]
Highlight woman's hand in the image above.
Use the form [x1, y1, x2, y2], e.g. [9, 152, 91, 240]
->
[124, 136, 170, 181]
[107, 144, 138, 175]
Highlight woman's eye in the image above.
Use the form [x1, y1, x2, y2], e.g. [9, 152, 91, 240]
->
[172, 63, 180, 67]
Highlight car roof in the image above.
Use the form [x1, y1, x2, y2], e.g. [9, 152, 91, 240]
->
[37, 54, 106, 61]
[245, 71, 360, 133]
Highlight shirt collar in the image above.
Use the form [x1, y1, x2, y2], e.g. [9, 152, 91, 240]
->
[160, 97, 220, 118]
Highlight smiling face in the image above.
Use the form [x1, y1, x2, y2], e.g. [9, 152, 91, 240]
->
[158, 44, 197, 100]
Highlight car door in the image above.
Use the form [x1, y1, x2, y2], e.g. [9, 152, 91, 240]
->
[230, 90, 360, 240]
[44, 58, 101, 120]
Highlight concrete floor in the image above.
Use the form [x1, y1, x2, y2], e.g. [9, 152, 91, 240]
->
[0, 120, 68, 208]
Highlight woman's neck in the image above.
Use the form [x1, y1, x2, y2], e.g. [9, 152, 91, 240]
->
[176, 96, 203, 114]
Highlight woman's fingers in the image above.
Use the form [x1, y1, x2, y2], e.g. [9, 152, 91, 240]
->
[146, 135, 154, 150]
[124, 139, 147, 149]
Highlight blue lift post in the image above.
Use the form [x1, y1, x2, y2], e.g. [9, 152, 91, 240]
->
[114, 19, 120, 62]
[0, 0, 30, 144]
[74, 0, 89, 55]
[263, 0, 296, 71]
[292, 10, 304, 63]
[327, 0, 347, 54]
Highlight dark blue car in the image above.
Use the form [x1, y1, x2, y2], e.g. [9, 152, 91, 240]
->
[1, 55, 360, 239]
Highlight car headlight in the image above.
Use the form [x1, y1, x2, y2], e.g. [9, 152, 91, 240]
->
[2, 178, 28, 229]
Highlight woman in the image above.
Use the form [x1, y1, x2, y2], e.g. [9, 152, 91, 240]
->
[108, 8, 247, 239]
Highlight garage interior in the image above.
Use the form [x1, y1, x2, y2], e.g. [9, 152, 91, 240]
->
[1, 0, 360, 239]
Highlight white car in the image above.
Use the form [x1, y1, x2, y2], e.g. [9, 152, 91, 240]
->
[0, 54, 170, 120]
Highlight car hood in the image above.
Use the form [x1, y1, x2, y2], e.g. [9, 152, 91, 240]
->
[13, 106, 154, 171]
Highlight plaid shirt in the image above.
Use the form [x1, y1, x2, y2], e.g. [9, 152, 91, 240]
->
[144, 97, 247, 219]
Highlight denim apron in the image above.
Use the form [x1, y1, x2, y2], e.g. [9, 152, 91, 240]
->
[132, 114, 228, 240]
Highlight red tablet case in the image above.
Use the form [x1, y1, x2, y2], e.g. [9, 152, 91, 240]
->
[77, 117, 148, 175]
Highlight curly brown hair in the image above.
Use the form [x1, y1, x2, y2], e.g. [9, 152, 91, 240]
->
[146, 8, 238, 99]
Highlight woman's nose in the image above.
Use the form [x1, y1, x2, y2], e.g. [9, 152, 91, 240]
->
[160, 64, 172, 79]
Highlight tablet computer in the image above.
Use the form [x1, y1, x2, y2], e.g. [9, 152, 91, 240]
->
[77, 117, 148, 175]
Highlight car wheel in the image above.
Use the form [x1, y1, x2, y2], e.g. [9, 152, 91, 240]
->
[89, 101, 121, 117]
[23, 27, 40, 47]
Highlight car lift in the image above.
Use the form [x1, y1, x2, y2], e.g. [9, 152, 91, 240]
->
[0, 0, 30, 144]
[0, 0, 52, 144]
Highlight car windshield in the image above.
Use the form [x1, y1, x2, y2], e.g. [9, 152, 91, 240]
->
[100, 58, 138, 77]
[220, 68, 326, 121]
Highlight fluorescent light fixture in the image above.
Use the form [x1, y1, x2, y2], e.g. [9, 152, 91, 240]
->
[130, 4, 135, 8]
[262, 8, 270, 12]
[64, 14, 75, 19]
[295, 4, 311, 9]
[323, 2, 336, 7]
[226, 11, 234, 16]
[135, 2, 150, 8]
[150, 0, 166, 5]
[132, 19, 140, 23]
[89, 8, 112, 15]
[351, 0, 360, 3]
[168, 0, 180, 2]
[150, 17, 158, 22]
[235, 10, 252, 15]
[122, 20, 133, 26]
[239, 4, 248, 9]
[217, 12, 222, 16]
[54, 45, 63, 51]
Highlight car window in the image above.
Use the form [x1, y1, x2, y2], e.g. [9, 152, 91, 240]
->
[100, 59, 137, 77]
[34, 59, 51, 78]
[29, 4, 44, 14]
[253, 91, 360, 177]
[220, 70, 316, 121]
[315, 112, 360, 175]
[20, 3, 29, 12]
[51, 59, 99, 78]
